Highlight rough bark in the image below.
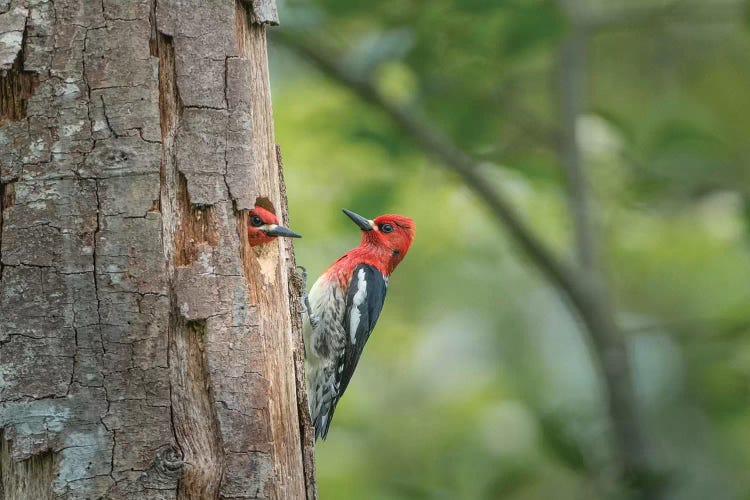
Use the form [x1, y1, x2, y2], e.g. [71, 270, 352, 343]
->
[0, 0, 315, 498]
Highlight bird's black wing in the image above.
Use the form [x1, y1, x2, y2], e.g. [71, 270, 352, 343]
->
[340, 264, 388, 395]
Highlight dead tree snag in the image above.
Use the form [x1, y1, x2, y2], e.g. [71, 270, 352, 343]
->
[0, 0, 316, 498]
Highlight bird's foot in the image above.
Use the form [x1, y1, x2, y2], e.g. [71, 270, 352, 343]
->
[296, 265, 308, 287]
[295, 265, 318, 329]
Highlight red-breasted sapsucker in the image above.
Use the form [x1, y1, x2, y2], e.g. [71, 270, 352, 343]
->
[247, 205, 301, 247]
[303, 209, 415, 439]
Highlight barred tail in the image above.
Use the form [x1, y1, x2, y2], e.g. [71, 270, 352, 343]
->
[307, 363, 340, 440]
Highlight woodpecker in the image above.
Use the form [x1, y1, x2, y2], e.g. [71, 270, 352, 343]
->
[303, 208, 415, 439]
[247, 205, 301, 247]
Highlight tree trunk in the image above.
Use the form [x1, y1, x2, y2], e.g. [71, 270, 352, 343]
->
[0, 1, 316, 498]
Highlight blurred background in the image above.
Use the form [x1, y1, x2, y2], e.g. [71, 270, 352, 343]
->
[268, 0, 750, 498]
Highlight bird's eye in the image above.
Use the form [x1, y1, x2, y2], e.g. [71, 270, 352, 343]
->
[250, 215, 264, 227]
[381, 223, 393, 233]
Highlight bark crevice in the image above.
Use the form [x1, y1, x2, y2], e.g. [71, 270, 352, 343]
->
[174, 174, 219, 267]
[0, 20, 39, 127]
[168, 318, 224, 499]
[0, 181, 14, 282]
[0, 432, 56, 500]
[92, 178, 103, 350]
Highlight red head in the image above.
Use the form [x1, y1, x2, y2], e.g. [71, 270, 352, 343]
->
[342, 209, 415, 275]
[247, 205, 302, 247]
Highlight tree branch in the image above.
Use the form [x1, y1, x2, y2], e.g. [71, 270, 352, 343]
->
[582, 0, 741, 32]
[558, 32, 596, 270]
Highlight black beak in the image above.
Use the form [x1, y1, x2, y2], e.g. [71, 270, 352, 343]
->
[343, 209, 374, 231]
[263, 225, 302, 239]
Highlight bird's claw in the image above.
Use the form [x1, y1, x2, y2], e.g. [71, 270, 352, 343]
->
[296, 265, 308, 284]
[296, 265, 317, 329]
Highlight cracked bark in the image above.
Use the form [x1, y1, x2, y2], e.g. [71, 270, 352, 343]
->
[0, 0, 315, 498]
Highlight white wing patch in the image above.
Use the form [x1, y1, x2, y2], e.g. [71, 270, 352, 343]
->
[349, 267, 367, 344]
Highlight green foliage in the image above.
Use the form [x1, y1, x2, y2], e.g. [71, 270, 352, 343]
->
[271, 0, 750, 497]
